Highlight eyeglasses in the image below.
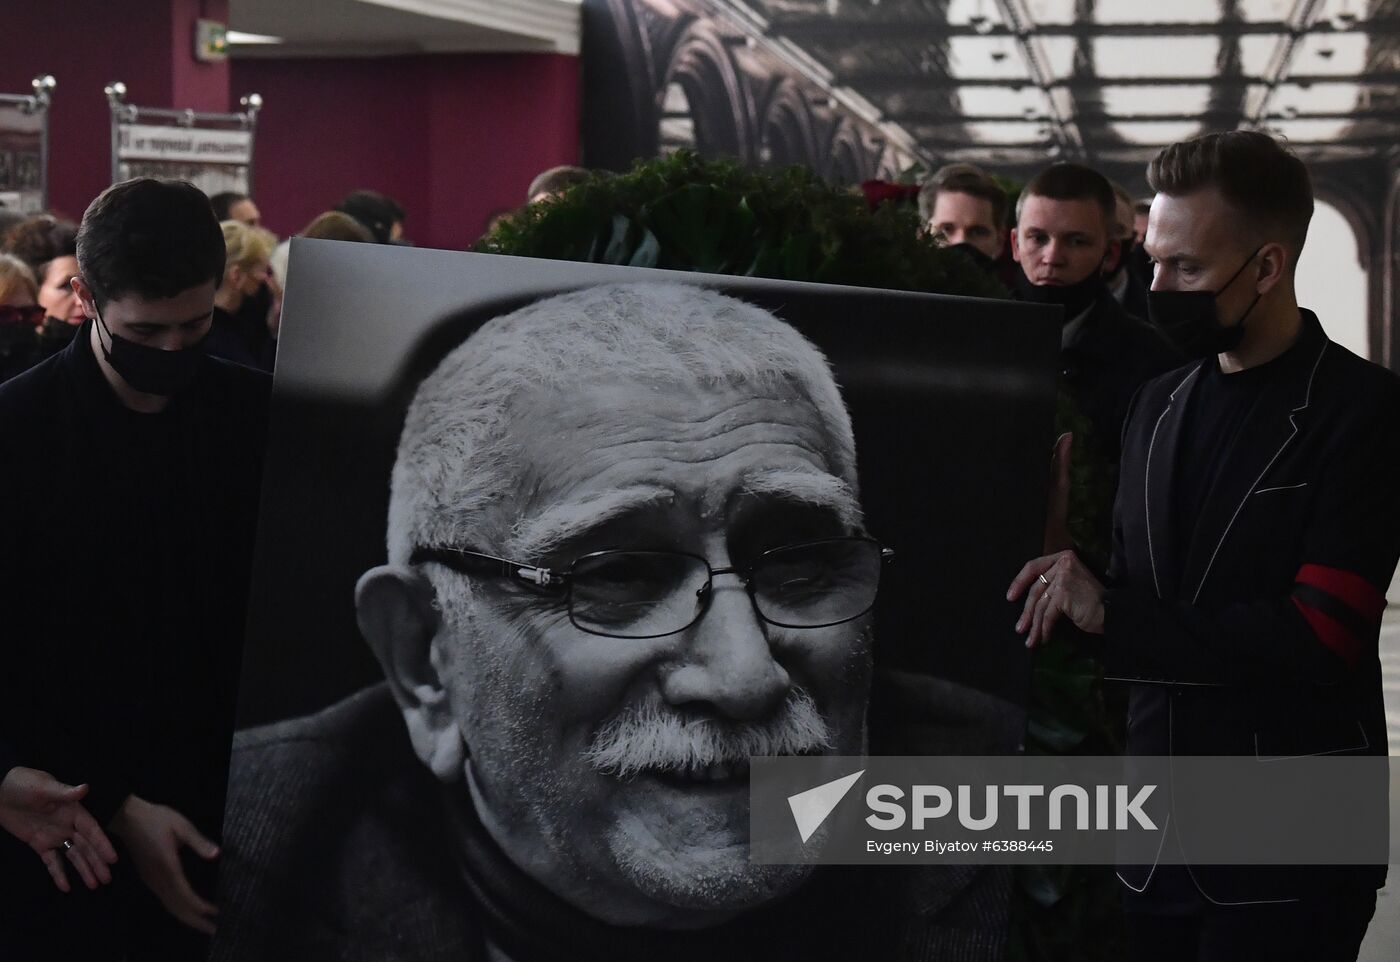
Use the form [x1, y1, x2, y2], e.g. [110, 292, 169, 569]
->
[0, 305, 45, 327]
[410, 536, 894, 640]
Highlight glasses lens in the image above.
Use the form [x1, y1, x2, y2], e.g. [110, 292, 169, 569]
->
[570, 551, 710, 639]
[751, 539, 882, 628]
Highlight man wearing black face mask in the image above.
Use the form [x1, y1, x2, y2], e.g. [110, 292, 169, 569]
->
[1011, 163, 1179, 463]
[1007, 132, 1400, 961]
[0, 178, 269, 961]
[1105, 181, 1150, 321]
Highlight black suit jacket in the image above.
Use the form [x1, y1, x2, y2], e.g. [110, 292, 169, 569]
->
[1104, 310, 1400, 902]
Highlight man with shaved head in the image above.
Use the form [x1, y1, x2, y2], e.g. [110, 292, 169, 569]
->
[214, 282, 1006, 961]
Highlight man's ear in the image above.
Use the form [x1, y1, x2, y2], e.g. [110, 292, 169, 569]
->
[1102, 238, 1123, 275]
[70, 276, 96, 319]
[356, 565, 464, 780]
[1009, 227, 1021, 264]
[1255, 241, 1290, 296]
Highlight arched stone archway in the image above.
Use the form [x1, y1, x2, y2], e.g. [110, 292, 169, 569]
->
[1384, 168, 1400, 370]
[583, 0, 664, 167]
[661, 23, 753, 161]
[758, 82, 821, 169]
[1312, 165, 1393, 367]
[828, 122, 868, 185]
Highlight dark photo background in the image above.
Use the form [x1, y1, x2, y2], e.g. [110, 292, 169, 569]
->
[233, 240, 1059, 744]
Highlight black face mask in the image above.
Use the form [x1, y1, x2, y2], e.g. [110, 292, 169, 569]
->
[1146, 247, 1263, 359]
[1128, 243, 1154, 287]
[948, 241, 997, 275]
[38, 315, 79, 346]
[93, 307, 206, 396]
[1015, 269, 1105, 323]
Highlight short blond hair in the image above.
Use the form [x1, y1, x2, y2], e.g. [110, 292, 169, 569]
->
[0, 252, 38, 304]
[220, 220, 277, 273]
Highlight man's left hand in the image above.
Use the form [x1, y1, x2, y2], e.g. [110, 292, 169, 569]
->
[1007, 550, 1106, 648]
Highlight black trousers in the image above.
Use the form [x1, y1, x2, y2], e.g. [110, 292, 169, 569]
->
[1126, 888, 1377, 962]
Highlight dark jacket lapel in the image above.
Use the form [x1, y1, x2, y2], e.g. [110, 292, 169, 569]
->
[1143, 364, 1202, 600]
[1180, 312, 1329, 603]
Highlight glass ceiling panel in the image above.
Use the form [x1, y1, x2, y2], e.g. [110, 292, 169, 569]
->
[963, 121, 1051, 143]
[1268, 118, 1354, 141]
[1271, 82, 1364, 113]
[1290, 33, 1369, 76]
[1024, 0, 1077, 26]
[1038, 37, 1077, 81]
[947, 36, 1032, 80]
[1111, 121, 1206, 144]
[956, 86, 1053, 118]
[1240, 0, 1368, 24]
[1093, 36, 1222, 79]
[1239, 34, 1287, 77]
[1318, 0, 1369, 31]
[1099, 85, 1213, 116]
[1238, 0, 1295, 21]
[1093, 0, 1222, 24]
[945, 0, 1007, 31]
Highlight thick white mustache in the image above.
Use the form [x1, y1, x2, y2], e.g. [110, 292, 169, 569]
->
[583, 688, 833, 778]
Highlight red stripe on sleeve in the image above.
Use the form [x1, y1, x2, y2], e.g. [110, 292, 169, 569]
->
[1292, 597, 1363, 669]
[1296, 564, 1387, 623]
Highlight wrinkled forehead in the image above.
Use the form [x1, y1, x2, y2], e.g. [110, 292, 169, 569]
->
[496, 376, 860, 555]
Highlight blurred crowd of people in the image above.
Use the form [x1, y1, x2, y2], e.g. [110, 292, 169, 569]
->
[2, 157, 1173, 451]
[0, 186, 405, 385]
[2, 127, 1396, 962]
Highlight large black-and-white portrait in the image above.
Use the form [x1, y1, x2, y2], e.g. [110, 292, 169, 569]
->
[213, 241, 1060, 961]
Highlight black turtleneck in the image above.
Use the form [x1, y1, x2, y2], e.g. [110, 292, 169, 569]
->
[443, 784, 890, 962]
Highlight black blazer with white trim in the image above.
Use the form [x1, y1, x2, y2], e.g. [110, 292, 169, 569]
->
[1103, 309, 1400, 902]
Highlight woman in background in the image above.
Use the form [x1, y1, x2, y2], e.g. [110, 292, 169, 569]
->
[207, 220, 279, 371]
[0, 216, 83, 361]
[0, 253, 43, 383]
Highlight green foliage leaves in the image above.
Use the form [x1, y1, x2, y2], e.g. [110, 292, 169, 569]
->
[476, 151, 1008, 300]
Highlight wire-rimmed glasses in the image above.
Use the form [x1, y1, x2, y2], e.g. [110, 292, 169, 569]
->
[410, 536, 893, 640]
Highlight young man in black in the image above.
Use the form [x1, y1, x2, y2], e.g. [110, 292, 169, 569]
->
[1009, 131, 1400, 960]
[0, 178, 270, 960]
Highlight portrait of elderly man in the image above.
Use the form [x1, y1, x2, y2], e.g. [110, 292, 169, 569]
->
[214, 282, 1013, 961]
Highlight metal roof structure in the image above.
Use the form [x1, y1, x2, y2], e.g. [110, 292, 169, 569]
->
[740, 0, 1398, 181]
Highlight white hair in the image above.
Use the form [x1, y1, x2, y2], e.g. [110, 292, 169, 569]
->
[386, 282, 858, 563]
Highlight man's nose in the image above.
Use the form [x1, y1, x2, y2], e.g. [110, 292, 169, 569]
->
[659, 576, 790, 722]
[1042, 239, 1066, 264]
